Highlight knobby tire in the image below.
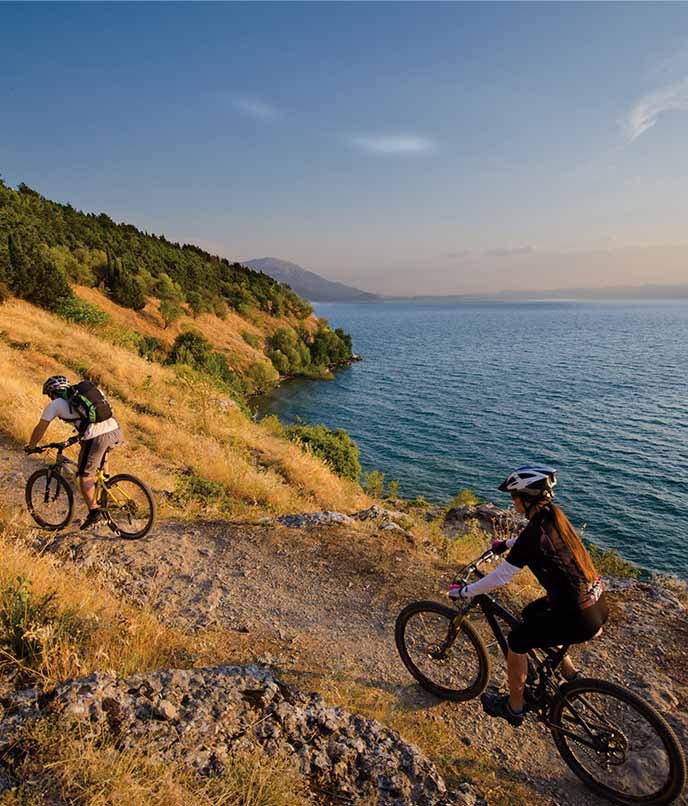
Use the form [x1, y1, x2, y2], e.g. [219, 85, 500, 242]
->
[549, 677, 686, 805]
[25, 469, 74, 531]
[395, 600, 490, 701]
[101, 473, 156, 540]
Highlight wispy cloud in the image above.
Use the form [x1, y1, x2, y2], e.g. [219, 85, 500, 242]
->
[486, 246, 536, 257]
[349, 134, 435, 155]
[623, 76, 688, 141]
[231, 97, 277, 120]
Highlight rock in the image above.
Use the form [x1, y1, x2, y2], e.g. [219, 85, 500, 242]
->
[379, 522, 414, 540]
[0, 665, 482, 806]
[276, 511, 354, 528]
[443, 504, 525, 537]
[351, 505, 406, 523]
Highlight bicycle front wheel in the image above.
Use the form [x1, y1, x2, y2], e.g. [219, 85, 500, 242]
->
[101, 473, 156, 539]
[25, 469, 74, 530]
[550, 678, 686, 804]
[395, 600, 490, 701]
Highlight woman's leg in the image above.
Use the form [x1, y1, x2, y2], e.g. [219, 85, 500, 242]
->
[507, 649, 529, 712]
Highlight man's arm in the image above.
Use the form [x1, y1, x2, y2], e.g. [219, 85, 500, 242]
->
[26, 419, 50, 449]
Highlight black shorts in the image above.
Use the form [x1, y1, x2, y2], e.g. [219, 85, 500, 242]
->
[507, 594, 609, 654]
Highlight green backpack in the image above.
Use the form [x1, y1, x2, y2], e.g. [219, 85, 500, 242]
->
[66, 380, 113, 433]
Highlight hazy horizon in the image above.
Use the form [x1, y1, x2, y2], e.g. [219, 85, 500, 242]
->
[3, 3, 688, 295]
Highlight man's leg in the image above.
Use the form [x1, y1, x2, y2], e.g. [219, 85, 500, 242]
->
[77, 437, 107, 528]
[507, 649, 529, 713]
[80, 475, 98, 509]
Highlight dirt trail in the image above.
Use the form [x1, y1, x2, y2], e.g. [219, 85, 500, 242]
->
[2, 434, 687, 805]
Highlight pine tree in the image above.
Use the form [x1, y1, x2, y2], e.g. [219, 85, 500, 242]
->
[26, 248, 72, 310]
[7, 233, 32, 297]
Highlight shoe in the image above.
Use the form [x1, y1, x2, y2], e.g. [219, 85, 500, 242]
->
[480, 691, 524, 727]
[563, 671, 583, 683]
[80, 508, 104, 530]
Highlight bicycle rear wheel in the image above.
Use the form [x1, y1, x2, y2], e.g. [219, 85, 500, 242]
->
[101, 473, 155, 539]
[395, 600, 490, 701]
[549, 678, 686, 804]
[25, 469, 74, 530]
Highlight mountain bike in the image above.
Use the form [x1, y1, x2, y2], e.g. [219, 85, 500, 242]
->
[25, 436, 156, 539]
[395, 548, 686, 805]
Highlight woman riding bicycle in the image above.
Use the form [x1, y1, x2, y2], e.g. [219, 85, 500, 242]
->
[449, 464, 608, 727]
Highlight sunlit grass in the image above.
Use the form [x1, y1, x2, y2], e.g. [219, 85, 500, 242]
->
[0, 298, 368, 516]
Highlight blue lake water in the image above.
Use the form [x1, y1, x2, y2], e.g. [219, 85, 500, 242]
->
[256, 301, 688, 578]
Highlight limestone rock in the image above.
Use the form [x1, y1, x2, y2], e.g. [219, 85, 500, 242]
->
[0, 665, 482, 806]
[276, 511, 354, 528]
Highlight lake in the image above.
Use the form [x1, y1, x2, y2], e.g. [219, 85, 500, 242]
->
[256, 301, 688, 578]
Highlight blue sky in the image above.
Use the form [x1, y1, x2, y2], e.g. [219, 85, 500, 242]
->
[2, 2, 688, 294]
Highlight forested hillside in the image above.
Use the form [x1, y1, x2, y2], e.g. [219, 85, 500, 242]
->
[0, 179, 353, 396]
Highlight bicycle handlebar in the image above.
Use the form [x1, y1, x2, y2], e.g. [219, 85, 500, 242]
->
[455, 548, 497, 585]
[31, 436, 79, 453]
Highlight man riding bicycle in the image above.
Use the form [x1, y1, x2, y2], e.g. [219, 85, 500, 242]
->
[25, 375, 124, 529]
[448, 464, 608, 727]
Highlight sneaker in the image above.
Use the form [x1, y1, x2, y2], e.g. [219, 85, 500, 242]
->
[80, 508, 104, 530]
[480, 691, 524, 727]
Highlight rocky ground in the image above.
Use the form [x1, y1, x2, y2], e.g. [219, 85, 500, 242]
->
[1, 435, 687, 804]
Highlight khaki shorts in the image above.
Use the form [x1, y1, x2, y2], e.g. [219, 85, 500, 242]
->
[78, 428, 124, 478]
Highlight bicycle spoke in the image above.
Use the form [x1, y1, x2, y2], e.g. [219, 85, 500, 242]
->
[102, 475, 154, 539]
[558, 688, 674, 800]
[404, 610, 476, 691]
[27, 472, 72, 529]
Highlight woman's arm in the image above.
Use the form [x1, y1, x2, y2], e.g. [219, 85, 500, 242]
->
[448, 560, 521, 600]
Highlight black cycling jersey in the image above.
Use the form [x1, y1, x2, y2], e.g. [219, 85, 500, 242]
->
[506, 505, 602, 611]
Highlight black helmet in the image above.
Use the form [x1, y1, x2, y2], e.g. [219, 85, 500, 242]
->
[498, 464, 557, 498]
[42, 375, 71, 398]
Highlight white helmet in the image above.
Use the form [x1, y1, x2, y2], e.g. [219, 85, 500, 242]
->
[498, 464, 557, 498]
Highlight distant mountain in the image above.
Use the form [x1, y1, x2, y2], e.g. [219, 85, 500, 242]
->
[244, 258, 381, 303]
[396, 283, 688, 303]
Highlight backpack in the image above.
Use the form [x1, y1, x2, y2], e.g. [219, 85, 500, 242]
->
[67, 380, 113, 433]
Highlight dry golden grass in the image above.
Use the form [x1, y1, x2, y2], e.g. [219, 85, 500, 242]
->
[0, 299, 368, 516]
[0, 518, 189, 687]
[4, 716, 315, 806]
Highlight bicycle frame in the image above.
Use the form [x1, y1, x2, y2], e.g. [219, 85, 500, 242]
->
[449, 551, 621, 749]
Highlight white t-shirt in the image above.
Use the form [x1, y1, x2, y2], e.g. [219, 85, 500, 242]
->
[41, 398, 119, 441]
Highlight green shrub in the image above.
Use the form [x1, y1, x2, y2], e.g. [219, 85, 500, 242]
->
[168, 330, 236, 385]
[362, 469, 385, 498]
[137, 335, 166, 363]
[386, 479, 400, 499]
[172, 470, 228, 509]
[54, 296, 110, 328]
[587, 542, 641, 580]
[242, 331, 262, 349]
[0, 576, 85, 682]
[268, 328, 311, 376]
[448, 488, 481, 508]
[160, 298, 183, 328]
[286, 423, 361, 481]
[246, 359, 280, 395]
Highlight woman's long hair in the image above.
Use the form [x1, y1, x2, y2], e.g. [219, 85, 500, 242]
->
[525, 497, 598, 583]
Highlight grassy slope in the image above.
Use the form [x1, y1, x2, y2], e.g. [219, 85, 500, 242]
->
[0, 295, 563, 805]
[74, 285, 320, 373]
[0, 297, 368, 518]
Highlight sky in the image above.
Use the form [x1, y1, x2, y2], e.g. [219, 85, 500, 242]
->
[2, 2, 688, 295]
